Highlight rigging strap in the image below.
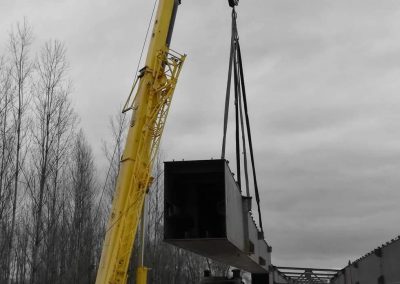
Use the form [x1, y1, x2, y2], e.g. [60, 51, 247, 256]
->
[220, 8, 264, 235]
[221, 9, 236, 159]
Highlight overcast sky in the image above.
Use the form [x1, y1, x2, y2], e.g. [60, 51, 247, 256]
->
[2, 0, 400, 270]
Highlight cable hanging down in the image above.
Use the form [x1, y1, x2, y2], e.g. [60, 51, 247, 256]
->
[221, 7, 264, 236]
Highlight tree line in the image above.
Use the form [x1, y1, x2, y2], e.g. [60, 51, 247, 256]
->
[0, 20, 229, 284]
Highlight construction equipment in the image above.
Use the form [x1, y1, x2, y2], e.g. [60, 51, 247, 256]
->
[95, 0, 185, 283]
[95, 0, 263, 283]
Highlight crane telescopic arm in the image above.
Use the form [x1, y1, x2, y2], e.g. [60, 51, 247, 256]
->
[96, 1, 240, 283]
[95, 0, 185, 283]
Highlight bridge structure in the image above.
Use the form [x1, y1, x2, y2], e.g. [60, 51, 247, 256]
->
[274, 267, 339, 284]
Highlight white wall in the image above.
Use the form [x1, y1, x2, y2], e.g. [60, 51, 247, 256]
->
[330, 237, 400, 284]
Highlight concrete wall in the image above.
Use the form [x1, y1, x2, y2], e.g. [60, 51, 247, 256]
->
[331, 236, 400, 284]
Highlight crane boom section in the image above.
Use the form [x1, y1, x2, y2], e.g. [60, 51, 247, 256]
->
[95, 1, 185, 283]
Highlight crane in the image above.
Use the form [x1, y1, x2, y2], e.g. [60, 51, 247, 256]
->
[95, 0, 239, 283]
[95, 0, 185, 283]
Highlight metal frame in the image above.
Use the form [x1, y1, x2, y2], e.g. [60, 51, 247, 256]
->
[275, 266, 340, 284]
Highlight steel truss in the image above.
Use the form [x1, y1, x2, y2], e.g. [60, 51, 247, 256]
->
[275, 266, 340, 284]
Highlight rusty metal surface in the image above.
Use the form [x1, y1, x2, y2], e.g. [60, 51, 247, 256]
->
[164, 159, 271, 273]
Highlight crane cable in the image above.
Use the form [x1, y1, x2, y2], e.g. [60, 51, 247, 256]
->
[221, 7, 264, 235]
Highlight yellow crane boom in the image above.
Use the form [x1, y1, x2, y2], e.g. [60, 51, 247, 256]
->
[95, 0, 185, 283]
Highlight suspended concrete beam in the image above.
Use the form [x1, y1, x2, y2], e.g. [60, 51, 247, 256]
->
[164, 159, 271, 273]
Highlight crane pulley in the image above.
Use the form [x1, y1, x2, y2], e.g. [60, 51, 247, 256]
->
[228, 0, 239, 7]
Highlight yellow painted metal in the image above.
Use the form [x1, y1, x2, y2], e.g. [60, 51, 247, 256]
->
[95, 0, 185, 283]
[135, 267, 149, 283]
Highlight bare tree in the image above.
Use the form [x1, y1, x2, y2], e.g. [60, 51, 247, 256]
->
[0, 20, 118, 284]
[29, 39, 72, 284]
[66, 130, 97, 284]
[6, 19, 33, 283]
[45, 81, 75, 284]
[1, 19, 231, 284]
[14, 207, 30, 283]
[0, 57, 12, 220]
[0, 51, 16, 284]
[101, 110, 128, 210]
